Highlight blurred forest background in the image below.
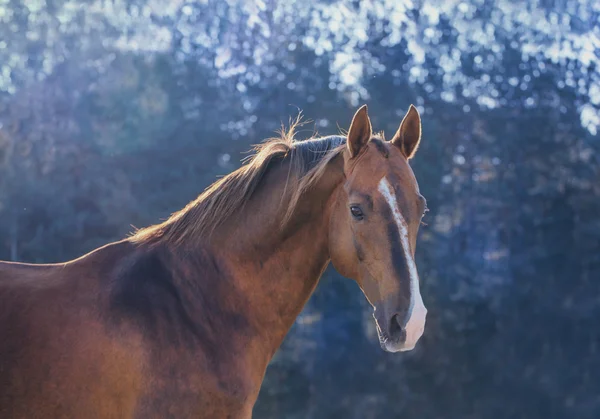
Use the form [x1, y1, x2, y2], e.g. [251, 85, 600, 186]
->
[0, 0, 599, 418]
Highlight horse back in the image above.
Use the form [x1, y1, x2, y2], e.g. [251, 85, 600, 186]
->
[0, 243, 146, 419]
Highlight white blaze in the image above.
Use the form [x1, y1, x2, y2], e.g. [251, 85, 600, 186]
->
[377, 177, 427, 350]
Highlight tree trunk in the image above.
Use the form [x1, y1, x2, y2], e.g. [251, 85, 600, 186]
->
[10, 213, 18, 262]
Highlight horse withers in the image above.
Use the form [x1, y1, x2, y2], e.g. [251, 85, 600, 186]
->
[0, 105, 427, 418]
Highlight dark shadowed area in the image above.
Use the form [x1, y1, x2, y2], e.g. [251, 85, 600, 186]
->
[1, 1, 599, 418]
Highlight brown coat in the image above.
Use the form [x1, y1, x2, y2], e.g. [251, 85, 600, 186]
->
[0, 105, 427, 418]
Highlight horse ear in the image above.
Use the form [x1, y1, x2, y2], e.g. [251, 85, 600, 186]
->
[347, 105, 372, 158]
[390, 105, 422, 159]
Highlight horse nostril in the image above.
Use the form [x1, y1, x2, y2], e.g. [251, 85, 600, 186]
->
[389, 314, 407, 343]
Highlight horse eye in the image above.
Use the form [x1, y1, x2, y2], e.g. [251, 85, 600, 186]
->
[350, 205, 364, 220]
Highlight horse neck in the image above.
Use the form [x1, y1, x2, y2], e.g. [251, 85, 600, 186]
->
[209, 154, 345, 357]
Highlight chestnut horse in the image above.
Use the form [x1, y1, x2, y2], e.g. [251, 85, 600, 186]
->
[0, 105, 427, 418]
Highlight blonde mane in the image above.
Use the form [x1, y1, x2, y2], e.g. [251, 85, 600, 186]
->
[130, 121, 349, 245]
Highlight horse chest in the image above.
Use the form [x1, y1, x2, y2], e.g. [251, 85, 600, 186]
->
[135, 389, 252, 419]
[133, 354, 256, 419]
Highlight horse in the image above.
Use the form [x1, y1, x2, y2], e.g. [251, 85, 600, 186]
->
[0, 105, 428, 418]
